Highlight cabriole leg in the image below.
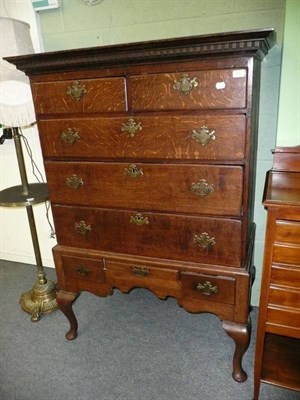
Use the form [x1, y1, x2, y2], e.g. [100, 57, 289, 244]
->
[222, 317, 251, 382]
[56, 290, 80, 340]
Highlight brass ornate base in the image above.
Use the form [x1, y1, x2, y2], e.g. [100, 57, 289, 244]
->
[20, 278, 59, 322]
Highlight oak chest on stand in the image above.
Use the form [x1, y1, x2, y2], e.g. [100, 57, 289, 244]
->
[7, 29, 275, 382]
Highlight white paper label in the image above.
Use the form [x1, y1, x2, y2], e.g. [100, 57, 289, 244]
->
[216, 82, 226, 90]
[233, 69, 246, 78]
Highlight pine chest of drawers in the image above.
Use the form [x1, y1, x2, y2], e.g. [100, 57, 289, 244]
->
[7, 29, 275, 382]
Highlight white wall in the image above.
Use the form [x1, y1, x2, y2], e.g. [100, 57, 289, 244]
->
[0, 0, 56, 267]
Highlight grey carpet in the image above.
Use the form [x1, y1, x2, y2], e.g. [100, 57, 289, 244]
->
[0, 259, 299, 400]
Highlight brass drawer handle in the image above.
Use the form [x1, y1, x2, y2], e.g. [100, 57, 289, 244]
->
[75, 265, 90, 276]
[121, 118, 142, 138]
[191, 179, 214, 197]
[74, 220, 92, 235]
[196, 281, 218, 296]
[173, 73, 198, 94]
[193, 232, 215, 250]
[66, 174, 84, 189]
[191, 126, 215, 146]
[132, 266, 150, 277]
[67, 81, 87, 101]
[124, 164, 143, 178]
[130, 212, 149, 226]
[61, 128, 80, 144]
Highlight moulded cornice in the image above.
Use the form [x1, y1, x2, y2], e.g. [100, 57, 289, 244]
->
[5, 28, 275, 75]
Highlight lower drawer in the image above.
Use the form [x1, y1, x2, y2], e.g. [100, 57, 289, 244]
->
[60, 254, 105, 292]
[105, 259, 180, 298]
[180, 271, 235, 305]
[269, 286, 300, 310]
[52, 205, 242, 267]
[273, 243, 300, 265]
[266, 306, 300, 336]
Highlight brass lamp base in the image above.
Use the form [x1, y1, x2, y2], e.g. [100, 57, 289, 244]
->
[20, 278, 59, 322]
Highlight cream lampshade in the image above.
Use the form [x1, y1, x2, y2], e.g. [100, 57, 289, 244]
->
[0, 17, 36, 127]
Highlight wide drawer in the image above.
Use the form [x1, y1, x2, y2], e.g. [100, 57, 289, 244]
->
[52, 205, 242, 267]
[45, 162, 243, 216]
[60, 254, 105, 292]
[32, 77, 126, 114]
[129, 69, 247, 111]
[180, 271, 235, 304]
[105, 259, 180, 297]
[38, 114, 246, 161]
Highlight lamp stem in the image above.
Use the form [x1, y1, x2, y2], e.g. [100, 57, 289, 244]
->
[12, 127, 30, 196]
[11, 127, 46, 283]
[26, 204, 47, 284]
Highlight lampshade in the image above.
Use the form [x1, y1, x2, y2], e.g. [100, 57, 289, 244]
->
[0, 17, 36, 128]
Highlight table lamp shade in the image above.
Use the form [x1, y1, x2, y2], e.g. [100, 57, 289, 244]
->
[0, 17, 35, 127]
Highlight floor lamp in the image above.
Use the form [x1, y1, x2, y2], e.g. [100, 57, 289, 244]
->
[0, 17, 58, 321]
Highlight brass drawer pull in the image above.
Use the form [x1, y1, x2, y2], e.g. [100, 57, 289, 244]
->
[74, 220, 92, 235]
[67, 81, 87, 101]
[124, 164, 143, 178]
[132, 265, 150, 277]
[173, 73, 198, 94]
[196, 281, 218, 296]
[130, 212, 149, 226]
[61, 128, 80, 144]
[193, 232, 215, 250]
[75, 265, 90, 276]
[191, 179, 214, 197]
[66, 174, 84, 189]
[121, 118, 142, 137]
[191, 126, 215, 146]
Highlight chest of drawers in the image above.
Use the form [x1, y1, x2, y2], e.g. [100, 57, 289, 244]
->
[254, 147, 300, 398]
[7, 29, 275, 383]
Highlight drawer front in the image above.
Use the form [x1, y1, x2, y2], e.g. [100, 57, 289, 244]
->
[32, 77, 126, 114]
[105, 260, 180, 296]
[267, 306, 300, 333]
[269, 286, 300, 310]
[271, 265, 300, 289]
[275, 220, 300, 245]
[52, 205, 242, 267]
[273, 244, 300, 266]
[60, 254, 105, 292]
[38, 114, 246, 161]
[129, 69, 247, 111]
[45, 162, 243, 216]
[181, 271, 235, 304]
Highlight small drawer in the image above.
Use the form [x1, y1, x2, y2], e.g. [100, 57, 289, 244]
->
[60, 254, 105, 292]
[273, 244, 300, 266]
[180, 271, 235, 304]
[38, 114, 246, 161]
[45, 162, 243, 217]
[52, 205, 242, 267]
[266, 306, 300, 334]
[271, 265, 300, 289]
[32, 77, 126, 114]
[129, 69, 247, 111]
[269, 286, 300, 310]
[275, 220, 300, 245]
[105, 260, 180, 297]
